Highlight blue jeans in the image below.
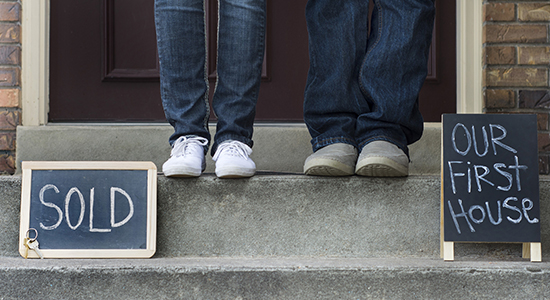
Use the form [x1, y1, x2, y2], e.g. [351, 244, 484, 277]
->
[155, 0, 266, 155]
[304, 0, 435, 157]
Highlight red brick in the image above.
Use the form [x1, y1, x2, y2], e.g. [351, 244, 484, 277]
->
[485, 3, 515, 22]
[485, 67, 548, 87]
[0, 132, 15, 150]
[0, 153, 15, 175]
[0, 68, 20, 86]
[538, 113, 549, 131]
[538, 132, 550, 152]
[0, 24, 19, 43]
[0, 3, 20, 22]
[519, 90, 550, 109]
[0, 45, 20, 65]
[0, 88, 18, 107]
[485, 89, 516, 108]
[485, 46, 516, 65]
[484, 25, 547, 44]
[518, 47, 550, 65]
[0, 110, 19, 130]
[539, 155, 549, 175]
[518, 4, 550, 21]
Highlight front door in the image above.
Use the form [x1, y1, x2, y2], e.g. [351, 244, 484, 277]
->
[49, 0, 455, 123]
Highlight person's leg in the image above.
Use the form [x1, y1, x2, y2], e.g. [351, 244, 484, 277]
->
[303, 0, 369, 152]
[155, 0, 210, 176]
[354, 0, 435, 177]
[302, 0, 368, 176]
[355, 0, 435, 155]
[210, 0, 266, 178]
[211, 0, 266, 155]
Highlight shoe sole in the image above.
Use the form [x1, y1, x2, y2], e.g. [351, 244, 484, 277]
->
[304, 158, 355, 176]
[163, 166, 202, 177]
[355, 156, 408, 177]
[215, 167, 255, 178]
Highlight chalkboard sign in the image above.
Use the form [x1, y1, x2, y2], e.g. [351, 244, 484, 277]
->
[19, 161, 157, 258]
[442, 114, 540, 246]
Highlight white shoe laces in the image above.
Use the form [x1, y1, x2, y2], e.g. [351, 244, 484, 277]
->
[171, 136, 208, 157]
[213, 140, 252, 161]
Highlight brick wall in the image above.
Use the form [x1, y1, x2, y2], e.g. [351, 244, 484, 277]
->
[0, 0, 20, 175]
[484, 1, 550, 174]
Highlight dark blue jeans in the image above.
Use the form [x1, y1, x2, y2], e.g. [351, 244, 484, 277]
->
[304, 0, 435, 156]
[155, 0, 266, 155]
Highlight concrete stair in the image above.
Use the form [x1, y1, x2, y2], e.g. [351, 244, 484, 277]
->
[1, 124, 548, 299]
[2, 174, 550, 298]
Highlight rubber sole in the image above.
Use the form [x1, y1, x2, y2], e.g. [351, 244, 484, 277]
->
[355, 156, 408, 177]
[163, 166, 202, 177]
[303, 158, 355, 176]
[215, 167, 255, 178]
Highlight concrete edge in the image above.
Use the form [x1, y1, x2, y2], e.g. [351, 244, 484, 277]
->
[15, 123, 442, 175]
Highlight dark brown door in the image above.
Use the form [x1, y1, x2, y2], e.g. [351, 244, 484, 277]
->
[49, 0, 455, 123]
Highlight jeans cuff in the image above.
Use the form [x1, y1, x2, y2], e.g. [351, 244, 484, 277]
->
[211, 134, 254, 156]
[311, 136, 357, 153]
[358, 136, 409, 158]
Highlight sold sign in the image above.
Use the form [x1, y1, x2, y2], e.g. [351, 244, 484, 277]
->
[19, 161, 157, 258]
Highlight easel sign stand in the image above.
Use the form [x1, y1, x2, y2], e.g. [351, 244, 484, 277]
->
[19, 161, 157, 259]
[440, 114, 542, 262]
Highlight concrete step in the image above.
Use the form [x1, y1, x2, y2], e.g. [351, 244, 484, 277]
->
[2, 174, 550, 260]
[1, 257, 549, 299]
[15, 123, 442, 174]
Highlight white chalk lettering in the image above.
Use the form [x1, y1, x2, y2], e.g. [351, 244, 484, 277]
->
[110, 187, 134, 228]
[489, 124, 517, 155]
[448, 197, 534, 233]
[89, 188, 111, 233]
[503, 197, 522, 224]
[448, 199, 475, 234]
[474, 165, 495, 192]
[448, 161, 466, 194]
[522, 198, 539, 224]
[468, 205, 486, 224]
[39, 184, 63, 230]
[38, 184, 134, 232]
[452, 123, 472, 156]
[508, 156, 528, 192]
[493, 163, 513, 192]
[65, 187, 85, 230]
[472, 125, 489, 157]
[448, 157, 526, 194]
[485, 201, 502, 225]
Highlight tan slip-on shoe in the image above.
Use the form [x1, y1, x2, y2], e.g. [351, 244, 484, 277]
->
[355, 140, 409, 177]
[304, 143, 358, 176]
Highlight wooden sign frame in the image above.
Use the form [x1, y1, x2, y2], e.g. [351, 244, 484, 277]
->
[19, 161, 157, 258]
[440, 114, 541, 262]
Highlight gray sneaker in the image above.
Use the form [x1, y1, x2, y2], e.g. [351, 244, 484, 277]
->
[304, 143, 358, 176]
[355, 141, 409, 177]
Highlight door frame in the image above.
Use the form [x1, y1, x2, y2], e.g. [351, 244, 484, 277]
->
[21, 0, 483, 126]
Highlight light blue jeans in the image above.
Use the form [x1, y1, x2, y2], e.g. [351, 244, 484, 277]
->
[155, 0, 266, 155]
[304, 0, 435, 157]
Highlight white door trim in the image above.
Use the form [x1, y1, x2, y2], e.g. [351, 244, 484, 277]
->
[456, 0, 483, 114]
[22, 0, 50, 126]
[21, 0, 482, 126]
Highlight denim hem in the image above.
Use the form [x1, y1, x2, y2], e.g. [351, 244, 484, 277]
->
[311, 137, 357, 153]
[358, 136, 409, 158]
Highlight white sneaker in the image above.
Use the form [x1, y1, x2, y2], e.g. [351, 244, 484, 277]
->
[213, 140, 256, 178]
[162, 136, 208, 177]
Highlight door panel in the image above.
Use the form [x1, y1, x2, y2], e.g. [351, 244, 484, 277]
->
[49, 0, 454, 123]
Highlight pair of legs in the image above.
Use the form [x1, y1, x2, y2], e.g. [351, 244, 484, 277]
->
[154, 0, 266, 177]
[303, 0, 436, 176]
